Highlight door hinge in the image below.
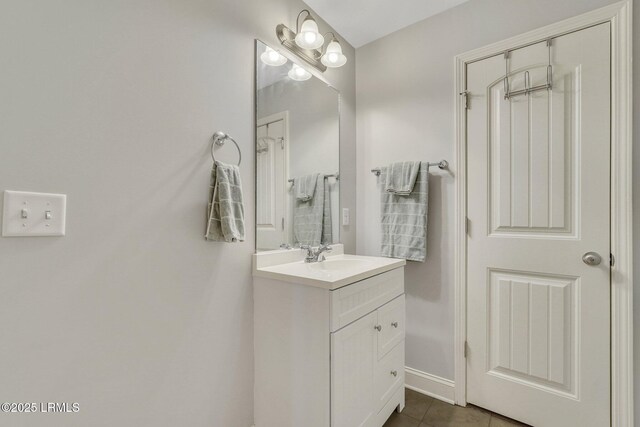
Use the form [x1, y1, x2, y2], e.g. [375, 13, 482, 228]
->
[460, 91, 470, 110]
[610, 253, 615, 267]
[464, 341, 468, 358]
[281, 217, 285, 230]
[465, 217, 470, 235]
[280, 137, 285, 149]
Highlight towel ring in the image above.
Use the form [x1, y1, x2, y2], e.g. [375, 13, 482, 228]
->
[211, 131, 242, 166]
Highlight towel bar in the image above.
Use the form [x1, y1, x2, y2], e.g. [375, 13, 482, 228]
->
[211, 131, 242, 166]
[370, 160, 448, 177]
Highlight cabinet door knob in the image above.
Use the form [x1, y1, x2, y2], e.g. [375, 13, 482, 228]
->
[374, 325, 382, 332]
[391, 322, 398, 328]
[390, 370, 398, 377]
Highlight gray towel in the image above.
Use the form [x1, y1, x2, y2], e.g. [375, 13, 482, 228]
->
[385, 161, 421, 195]
[295, 173, 319, 201]
[379, 162, 429, 261]
[321, 178, 332, 245]
[294, 174, 333, 246]
[206, 160, 245, 242]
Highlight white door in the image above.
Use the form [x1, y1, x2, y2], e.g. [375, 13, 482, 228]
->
[331, 311, 377, 427]
[256, 117, 287, 250]
[466, 24, 610, 426]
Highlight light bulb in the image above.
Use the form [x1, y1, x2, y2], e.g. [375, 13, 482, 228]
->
[288, 64, 312, 81]
[321, 39, 347, 68]
[294, 17, 324, 49]
[304, 32, 317, 44]
[260, 46, 287, 66]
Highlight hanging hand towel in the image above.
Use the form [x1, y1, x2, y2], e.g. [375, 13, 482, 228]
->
[385, 161, 421, 195]
[293, 174, 325, 246]
[321, 177, 333, 245]
[205, 160, 245, 242]
[295, 173, 319, 201]
[379, 162, 429, 261]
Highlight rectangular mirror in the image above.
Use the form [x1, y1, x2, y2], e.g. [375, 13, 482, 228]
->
[255, 40, 340, 252]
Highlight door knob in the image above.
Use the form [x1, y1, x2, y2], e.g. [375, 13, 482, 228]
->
[391, 322, 398, 328]
[374, 325, 382, 332]
[582, 252, 602, 266]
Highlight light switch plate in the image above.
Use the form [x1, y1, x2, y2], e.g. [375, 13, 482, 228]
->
[2, 190, 67, 237]
[342, 208, 350, 226]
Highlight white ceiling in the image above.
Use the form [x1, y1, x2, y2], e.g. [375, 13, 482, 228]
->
[304, 0, 469, 48]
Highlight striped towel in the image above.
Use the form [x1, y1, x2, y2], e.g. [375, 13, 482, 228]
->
[205, 160, 245, 242]
[385, 161, 421, 195]
[379, 162, 429, 261]
[295, 173, 319, 201]
[322, 178, 332, 245]
[293, 175, 332, 246]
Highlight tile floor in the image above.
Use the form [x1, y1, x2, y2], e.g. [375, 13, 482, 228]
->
[383, 388, 531, 427]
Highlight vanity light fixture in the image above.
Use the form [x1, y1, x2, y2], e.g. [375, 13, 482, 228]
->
[260, 46, 287, 66]
[276, 10, 348, 73]
[321, 33, 347, 68]
[294, 11, 324, 50]
[288, 63, 312, 81]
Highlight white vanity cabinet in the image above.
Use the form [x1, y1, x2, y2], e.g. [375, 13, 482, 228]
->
[253, 252, 406, 427]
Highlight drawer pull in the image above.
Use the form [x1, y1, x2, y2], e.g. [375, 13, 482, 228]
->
[374, 325, 382, 332]
[391, 322, 399, 328]
[390, 370, 398, 377]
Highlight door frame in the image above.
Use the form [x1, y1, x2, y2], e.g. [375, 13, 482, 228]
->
[453, 2, 633, 425]
[256, 110, 291, 247]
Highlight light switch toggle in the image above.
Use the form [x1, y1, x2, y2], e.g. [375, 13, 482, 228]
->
[21, 209, 28, 219]
[45, 210, 52, 220]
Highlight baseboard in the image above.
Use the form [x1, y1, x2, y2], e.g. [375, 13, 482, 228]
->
[405, 367, 456, 405]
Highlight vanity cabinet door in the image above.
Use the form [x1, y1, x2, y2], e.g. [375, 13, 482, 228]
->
[331, 311, 377, 427]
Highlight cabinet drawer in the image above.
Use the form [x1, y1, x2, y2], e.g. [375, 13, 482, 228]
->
[376, 295, 405, 358]
[374, 340, 405, 410]
[330, 268, 404, 332]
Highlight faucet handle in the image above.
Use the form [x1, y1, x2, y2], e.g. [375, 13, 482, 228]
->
[300, 245, 313, 255]
[320, 244, 332, 251]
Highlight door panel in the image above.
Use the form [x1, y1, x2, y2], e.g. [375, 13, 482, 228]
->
[466, 24, 610, 427]
[489, 66, 576, 236]
[256, 118, 287, 250]
[488, 270, 576, 395]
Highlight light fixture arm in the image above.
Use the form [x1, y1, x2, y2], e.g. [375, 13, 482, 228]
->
[322, 32, 337, 53]
[296, 9, 311, 32]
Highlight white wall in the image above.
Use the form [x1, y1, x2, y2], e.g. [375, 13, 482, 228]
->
[356, 0, 629, 387]
[0, 1, 355, 426]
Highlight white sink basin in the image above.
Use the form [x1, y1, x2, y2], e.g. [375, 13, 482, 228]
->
[253, 250, 406, 290]
[308, 258, 371, 271]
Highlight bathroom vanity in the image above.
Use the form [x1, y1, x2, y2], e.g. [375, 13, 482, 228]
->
[253, 245, 406, 427]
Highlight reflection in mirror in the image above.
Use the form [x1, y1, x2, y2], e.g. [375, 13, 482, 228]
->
[255, 40, 340, 252]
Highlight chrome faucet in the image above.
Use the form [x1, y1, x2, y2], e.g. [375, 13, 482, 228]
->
[300, 244, 333, 263]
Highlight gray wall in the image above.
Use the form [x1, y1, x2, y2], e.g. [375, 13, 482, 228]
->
[356, 0, 632, 400]
[0, 1, 355, 426]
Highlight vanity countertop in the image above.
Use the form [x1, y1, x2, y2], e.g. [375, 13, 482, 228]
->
[253, 249, 405, 290]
